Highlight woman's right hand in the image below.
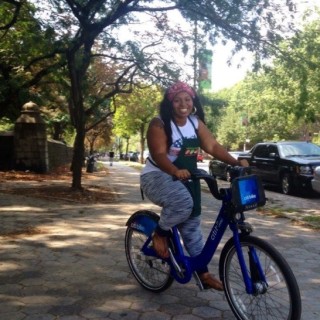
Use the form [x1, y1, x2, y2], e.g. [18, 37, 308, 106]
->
[239, 159, 249, 167]
[173, 169, 191, 180]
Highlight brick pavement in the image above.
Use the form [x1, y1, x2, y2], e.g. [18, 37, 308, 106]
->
[0, 162, 319, 319]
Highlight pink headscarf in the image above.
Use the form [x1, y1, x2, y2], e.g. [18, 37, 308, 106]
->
[166, 81, 196, 102]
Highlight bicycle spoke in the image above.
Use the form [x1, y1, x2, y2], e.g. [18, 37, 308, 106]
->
[125, 211, 173, 292]
[220, 235, 301, 320]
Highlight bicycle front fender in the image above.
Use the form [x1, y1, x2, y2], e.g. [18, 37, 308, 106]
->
[126, 210, 159, 236]
[220, 234, 254, 294]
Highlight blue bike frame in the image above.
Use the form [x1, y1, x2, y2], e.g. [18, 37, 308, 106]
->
[141, 188, 266, 295]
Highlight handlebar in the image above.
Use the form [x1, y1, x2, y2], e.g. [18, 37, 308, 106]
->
[189, 169, 223, 200]
[228, 166, 252, 180]
[188, 167, 252, 200]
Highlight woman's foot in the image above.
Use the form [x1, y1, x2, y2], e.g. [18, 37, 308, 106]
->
[199, 272, 224, 291]
[152, 232, 169, 259]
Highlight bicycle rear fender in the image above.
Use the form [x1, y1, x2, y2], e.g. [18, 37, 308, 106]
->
[126, 210, 159, 236]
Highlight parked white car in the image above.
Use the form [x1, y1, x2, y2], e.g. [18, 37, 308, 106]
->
[311, 166, 320, 194]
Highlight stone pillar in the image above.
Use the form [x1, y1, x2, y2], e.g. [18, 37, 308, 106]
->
[14, 101, 48, 173]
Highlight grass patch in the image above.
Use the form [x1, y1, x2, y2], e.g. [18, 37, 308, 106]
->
[258, 207, 288, 218]
[1, 226, 46, 238]
[259, 206, 320, 229]
[95, 162, 106, 171]
[258, 206, 301, 218]
[124, 161, 144, 171]
[302, 216, 320, 229]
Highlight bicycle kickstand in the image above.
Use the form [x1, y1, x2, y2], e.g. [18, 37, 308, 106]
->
[168, 248, 185, 278]
[192, 272, 205, 291]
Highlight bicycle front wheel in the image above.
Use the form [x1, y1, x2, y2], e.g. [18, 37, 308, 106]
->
[125, 211, 173, 292]
[219, 235, 301, 320]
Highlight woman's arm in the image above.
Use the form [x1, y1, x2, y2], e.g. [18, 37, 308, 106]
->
[198, 120, 249, 167]
[147, 118, 191, 179]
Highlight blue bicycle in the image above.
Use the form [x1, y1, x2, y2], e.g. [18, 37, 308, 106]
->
[125, 168, 301, 320]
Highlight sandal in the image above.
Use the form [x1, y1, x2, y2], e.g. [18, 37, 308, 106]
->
[152, 232, 169, 259]
[199, 272, 224, 291]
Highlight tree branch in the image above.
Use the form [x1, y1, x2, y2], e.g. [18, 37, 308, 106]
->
[0, 0, 23, 34]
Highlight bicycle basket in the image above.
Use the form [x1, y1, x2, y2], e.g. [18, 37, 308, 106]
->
[231, 175, 266, 212]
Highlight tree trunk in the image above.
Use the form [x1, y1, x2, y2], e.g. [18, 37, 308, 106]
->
[52, 122, 63, 140]
[71, 129, 85, 189]
[139, 124, 146, 164]
[67, 50, 87, 190]
[125, 137, 130, 154]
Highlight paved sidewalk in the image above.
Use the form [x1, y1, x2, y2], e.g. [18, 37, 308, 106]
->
[0, 162, 319, 319]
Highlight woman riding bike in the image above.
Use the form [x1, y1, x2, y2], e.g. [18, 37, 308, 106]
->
[140, 81, 248, 290]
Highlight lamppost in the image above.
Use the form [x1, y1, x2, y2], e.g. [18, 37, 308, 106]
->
[241, 113, 249, 151]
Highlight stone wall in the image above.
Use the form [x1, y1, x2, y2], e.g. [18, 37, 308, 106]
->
[0, 134, 73, 172]
[0, 132, 14, 170]
[47, 139, 73, 170]
[0, 102, 73, 172]
[14, 102, 48, 172]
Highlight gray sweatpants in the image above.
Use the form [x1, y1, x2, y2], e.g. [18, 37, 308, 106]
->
[140, 171, 205, 257]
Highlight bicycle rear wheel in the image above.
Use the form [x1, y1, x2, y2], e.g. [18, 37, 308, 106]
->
[125, 210, 174, 292]
[219, 235, 301, 320]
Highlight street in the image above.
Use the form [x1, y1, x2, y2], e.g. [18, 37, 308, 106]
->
[198, 159, 320, 208]
[0, 161, 319, 319]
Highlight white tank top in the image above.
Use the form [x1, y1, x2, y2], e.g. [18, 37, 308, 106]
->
[141, 115, 199, 175]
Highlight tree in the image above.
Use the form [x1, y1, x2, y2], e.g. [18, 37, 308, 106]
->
[85, 119, 112, 155]
[199, 94, 227, 136]
[3, 0, 300, 189]
[215, 74, 299, 149]
[37, 1, 185, 188]
[113, 85, 161, 163]
[209, 10, 320, 148]
[178, 0, 299, 63]
[264, 10, 320, 124]
[0, 0, 23, 32]
[0, 1, 64, 120]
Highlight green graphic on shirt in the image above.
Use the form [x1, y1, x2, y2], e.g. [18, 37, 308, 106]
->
[184, 147, 198, 156]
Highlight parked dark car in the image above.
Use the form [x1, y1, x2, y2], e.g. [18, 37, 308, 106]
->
[123, 152, 139, 162]
[209, 151, 247, 181]
[238, 141, 320, 195]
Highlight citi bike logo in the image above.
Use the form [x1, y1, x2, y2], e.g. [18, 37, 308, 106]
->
[243, 194, 257, 202]
[131, 222, 145, 233]
[211, 217, 223, 240]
